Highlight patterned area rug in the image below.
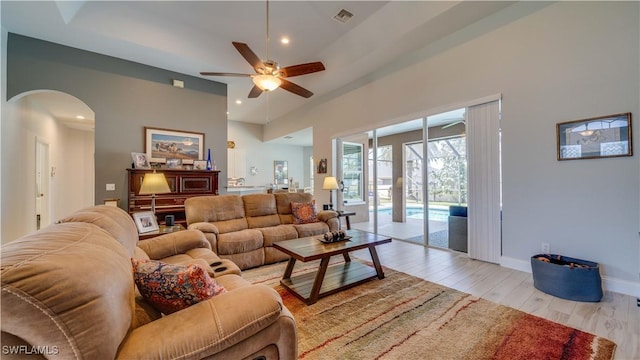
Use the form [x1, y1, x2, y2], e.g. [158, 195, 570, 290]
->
[243, 260, 616, 360]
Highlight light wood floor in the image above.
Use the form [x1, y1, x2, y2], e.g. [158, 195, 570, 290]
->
[350, 240, 640, 360]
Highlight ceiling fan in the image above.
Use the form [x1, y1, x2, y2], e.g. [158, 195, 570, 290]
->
[200, 1, 325, 98]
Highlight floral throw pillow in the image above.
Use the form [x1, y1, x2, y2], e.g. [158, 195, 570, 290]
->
[131, 259, 226, 315]
[291, 202, 319, 224]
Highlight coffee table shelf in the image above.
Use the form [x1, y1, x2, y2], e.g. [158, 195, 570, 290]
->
[281, 261, 378, 302]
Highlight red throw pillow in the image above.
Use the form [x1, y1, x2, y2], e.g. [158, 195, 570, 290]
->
[291, 201, 319, 224]
[131, 259, 226, 315]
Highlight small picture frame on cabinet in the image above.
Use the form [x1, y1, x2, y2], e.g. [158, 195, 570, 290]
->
[131, 152, 151, 169]
[166, 158, 183, 169]
[133, 211, 159, 234]
[193, 160, 207, 170]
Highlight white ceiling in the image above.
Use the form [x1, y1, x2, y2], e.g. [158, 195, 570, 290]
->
[1, 0, 513, 144]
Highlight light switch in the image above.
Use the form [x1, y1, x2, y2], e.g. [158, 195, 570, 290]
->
[106, 183, 116, 191]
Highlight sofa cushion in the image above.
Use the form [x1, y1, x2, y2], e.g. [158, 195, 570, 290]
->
[215, 218, 250, 234]
[291, 202, 318, 224]
[258, 225, 299, 247]
[132, 259, 226, 315]
[57, 205, 139, 256]
[294, 222, 331, 238]
[1, 223, 135, 359]
[216, 229, 263, 255]
[185, 195, 245, 223]
[275, 192, 314, 224]
[244, 194, 281, 228]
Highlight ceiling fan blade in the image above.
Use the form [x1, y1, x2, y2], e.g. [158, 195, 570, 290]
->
[248, 85, 263, 98]
[232, 42, 263, 71]
[279, 62, 326, 78]
[280, 79, 313, 98]
[200, 72, 252, 77]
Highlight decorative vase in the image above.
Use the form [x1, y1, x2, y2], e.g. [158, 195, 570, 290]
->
[206, 149, 212, 171]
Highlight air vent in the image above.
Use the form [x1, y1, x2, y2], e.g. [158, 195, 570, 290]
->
[333, 9, 354, 23]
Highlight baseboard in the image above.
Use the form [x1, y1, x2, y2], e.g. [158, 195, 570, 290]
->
[500, 256, 640, 298]
[601, 276, 640, 298]
[499, 256, 530, 273]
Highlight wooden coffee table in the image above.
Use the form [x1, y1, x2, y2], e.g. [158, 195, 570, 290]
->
[273, 229, 391, 305]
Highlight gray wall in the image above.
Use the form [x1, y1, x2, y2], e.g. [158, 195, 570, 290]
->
[6, 34, 227, 208]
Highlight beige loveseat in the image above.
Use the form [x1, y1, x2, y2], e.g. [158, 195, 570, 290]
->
[185, 192, 339, 270]
[1, 205, 296, 360]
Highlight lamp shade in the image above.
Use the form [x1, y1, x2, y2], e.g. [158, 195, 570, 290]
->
[139, 172, 171, 195]
[322, 176, 339, 190]
[252, 74, 282, 91]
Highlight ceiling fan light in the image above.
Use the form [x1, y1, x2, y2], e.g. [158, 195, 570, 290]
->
[252, 74, 281, 91]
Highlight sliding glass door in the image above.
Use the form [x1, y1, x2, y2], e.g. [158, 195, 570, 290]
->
[425, 136, 467, 249]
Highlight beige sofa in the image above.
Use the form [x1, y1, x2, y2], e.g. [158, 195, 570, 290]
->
[1, 205, 296, 360]
[185, 192, 339, 270]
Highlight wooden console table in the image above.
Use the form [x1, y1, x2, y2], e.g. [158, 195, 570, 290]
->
[127, 168, 219, 225]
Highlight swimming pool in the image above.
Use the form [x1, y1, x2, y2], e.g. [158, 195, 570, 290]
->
[373, 206, 449, 222]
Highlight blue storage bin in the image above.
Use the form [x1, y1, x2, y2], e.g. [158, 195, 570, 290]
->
[530, 254, 603, 302]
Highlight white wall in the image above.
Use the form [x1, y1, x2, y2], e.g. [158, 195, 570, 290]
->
[265, 2, 640, 294]
[1, 94, 94, 243]
[227, 120, 308, 190]
[58, 126, 94, 216]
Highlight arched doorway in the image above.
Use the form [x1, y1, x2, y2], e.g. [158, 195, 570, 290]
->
[2, 90, 95, 242]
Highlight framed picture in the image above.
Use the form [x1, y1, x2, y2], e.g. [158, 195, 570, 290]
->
[145, 126, 205, 163]
[193, 160, 207, 170]
[132, 211, 159, 234]
[317, 158, 327, 174]
[274, 160, 288, 185]
[557, 113, 632, 161]
[131, 152, 151, 169]
[166, 158, 183, 169]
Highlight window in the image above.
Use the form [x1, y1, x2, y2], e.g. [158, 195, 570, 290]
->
[342, 142, 363, 203]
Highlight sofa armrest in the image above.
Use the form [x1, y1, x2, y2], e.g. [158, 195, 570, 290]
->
[137, 229, 211, 260]
[188, 222, 219, 234]
[317, 210, 338, 222]
[116, 284, 289, 359]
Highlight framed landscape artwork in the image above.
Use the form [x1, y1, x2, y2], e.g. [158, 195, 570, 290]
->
[556, 113, 632, 161]
[145, 127, 205, 163]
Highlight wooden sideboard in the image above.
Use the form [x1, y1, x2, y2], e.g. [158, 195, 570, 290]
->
[127, 168, 219, 225]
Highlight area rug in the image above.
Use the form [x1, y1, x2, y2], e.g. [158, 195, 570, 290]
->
[244, 260, 616, 360]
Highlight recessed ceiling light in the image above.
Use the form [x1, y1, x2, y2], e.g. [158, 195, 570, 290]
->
[281, 37, 290, 45]
[76, 115, 85, 119]
[235, 100, 242, 105]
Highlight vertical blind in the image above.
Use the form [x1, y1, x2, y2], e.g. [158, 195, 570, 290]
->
[466, 100, 501, 264]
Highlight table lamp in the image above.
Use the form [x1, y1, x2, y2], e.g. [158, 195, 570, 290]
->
[322, 176, 339, 210]
[138, 171, 171, 216]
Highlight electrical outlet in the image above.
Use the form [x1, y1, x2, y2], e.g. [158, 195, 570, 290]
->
[541, 243, 550, 253]
[106, 183, 116, 191]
